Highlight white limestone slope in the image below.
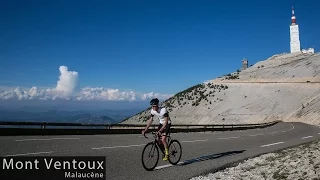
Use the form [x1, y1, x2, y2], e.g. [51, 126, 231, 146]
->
[215, 52, 320, 83]
[122, 52, 320, 126]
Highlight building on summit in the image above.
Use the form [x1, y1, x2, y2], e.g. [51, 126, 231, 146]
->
[290, 6, 315, 54]
[242, 59, 248, 70]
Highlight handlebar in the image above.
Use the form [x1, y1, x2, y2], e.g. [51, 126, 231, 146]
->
[143, 133, 148, 139]
[142, 131, 158, 139]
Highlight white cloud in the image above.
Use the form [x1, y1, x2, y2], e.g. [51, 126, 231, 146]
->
[0, 66, 173, 101]
[55, 66, 78, 96]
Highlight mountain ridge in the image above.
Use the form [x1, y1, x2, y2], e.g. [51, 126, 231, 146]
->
[121, 51, 320, 126]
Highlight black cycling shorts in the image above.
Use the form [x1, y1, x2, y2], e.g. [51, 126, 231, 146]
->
[157, 123, 171, 136]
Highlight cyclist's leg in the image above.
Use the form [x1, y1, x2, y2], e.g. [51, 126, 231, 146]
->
[157, 124, 163, 140]
[161, 123, 170, 146]
[157, 124, 162, 135]
[161, 132, 168, 149]
[161, 123, 171, 160]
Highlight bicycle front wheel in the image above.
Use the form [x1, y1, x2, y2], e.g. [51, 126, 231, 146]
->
[141, 142, 159, 171]
[168, 140, 182, 165]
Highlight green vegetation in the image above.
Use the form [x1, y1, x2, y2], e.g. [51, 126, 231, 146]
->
[166, 102, 174, 108]
[225, 74, 239, 80]
[173, 83, 204, 98]
[121, 79, 231, 123]
[161, 82, 228, 108]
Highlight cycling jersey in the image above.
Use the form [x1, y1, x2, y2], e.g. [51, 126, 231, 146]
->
[150, 107, 171, 125]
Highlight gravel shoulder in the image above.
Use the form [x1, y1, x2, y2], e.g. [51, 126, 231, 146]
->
[190, 139, 320, 180]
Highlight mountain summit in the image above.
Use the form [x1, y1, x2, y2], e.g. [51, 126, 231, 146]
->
[122, 52, 320, 126]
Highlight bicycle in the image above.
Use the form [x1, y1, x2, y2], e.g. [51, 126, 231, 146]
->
[141, 131, 182, 171]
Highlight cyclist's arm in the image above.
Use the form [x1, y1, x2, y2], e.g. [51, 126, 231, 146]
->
[143, 114, 154, 132]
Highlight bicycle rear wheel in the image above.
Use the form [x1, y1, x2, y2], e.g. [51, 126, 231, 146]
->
[141, 142, 159, 171]
[168, 140, 182, 165]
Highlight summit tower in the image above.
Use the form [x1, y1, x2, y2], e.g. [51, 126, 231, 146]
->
[290, 6, 301, 53]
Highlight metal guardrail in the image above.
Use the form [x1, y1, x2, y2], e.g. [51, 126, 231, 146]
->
[0, 120, 280, 128]
[0, 120, 281, 136]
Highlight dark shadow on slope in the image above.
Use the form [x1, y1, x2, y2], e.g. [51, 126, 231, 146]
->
[179, 150, 246, 166]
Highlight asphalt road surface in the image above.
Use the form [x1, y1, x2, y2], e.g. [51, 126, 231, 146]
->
[1, 122, 320, 180]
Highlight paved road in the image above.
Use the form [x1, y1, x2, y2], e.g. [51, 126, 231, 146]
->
[1, 122, 320, 180]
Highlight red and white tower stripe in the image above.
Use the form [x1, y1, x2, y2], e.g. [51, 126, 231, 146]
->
[291, 6, 296, 24]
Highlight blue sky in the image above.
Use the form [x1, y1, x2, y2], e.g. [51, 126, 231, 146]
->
[0, 0, 319, 107]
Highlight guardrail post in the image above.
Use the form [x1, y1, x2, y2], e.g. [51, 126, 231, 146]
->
[42, 122, 47, 136]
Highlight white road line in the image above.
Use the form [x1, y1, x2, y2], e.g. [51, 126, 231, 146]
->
[181, 139, 208, 143]
[218, 137, 239, 140]
[302, 136, 313, 139]
[51, 138, 80, 140]
[15, 138, 80, 141]
[267, 123, 295, 134]
[155, 162, 183, 170]
[92, 139, 208, 150]
[249, 134, 264, 137]
[15, 139, 52, 141]
[260, 142, 284, 147]
[5, 151, 53, 157]
[282, 124, 295, 133]
[155, 164, 173, 170]
[92, 144, 146, 150]
[290, 123, 295, 131]
[269, 132, 280, 135]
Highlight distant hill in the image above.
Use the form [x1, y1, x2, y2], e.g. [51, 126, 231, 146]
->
[0, 110, 116, 124]
[122, 52, 320, 126]
[0, 107, 146, 125]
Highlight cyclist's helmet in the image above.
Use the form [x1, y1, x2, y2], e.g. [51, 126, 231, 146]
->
[150, 98, 159, 106]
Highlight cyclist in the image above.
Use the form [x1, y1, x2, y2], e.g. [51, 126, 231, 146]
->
[142, 98, 171, 161]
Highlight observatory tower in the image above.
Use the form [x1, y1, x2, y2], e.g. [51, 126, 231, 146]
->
[290, 6, 301, 53]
